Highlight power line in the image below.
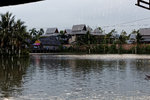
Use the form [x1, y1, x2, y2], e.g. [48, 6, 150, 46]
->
[102, 16, 150, 28]
[27, 16, 150, 29]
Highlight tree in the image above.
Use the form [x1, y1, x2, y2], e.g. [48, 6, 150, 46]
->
[136, 30, 142, 44]
[0, 12, 30, 56]
[29, 28, 44, 43]
[106, 29, 117, 44]
[119, 30, 127, 44]
[98, 27, 104, 33]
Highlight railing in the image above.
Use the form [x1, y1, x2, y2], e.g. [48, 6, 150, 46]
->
[136, 0, 150, 10]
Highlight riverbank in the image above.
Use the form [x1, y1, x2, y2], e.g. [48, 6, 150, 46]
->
[30, 53, 150, 60]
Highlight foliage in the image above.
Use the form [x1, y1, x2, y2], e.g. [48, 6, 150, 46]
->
[29, 28, 44, 43]
[76, 31, 96, 45]
[118, 30, 127, 44]
[0, 12, 30, 56]
[136, 31, 142, 44]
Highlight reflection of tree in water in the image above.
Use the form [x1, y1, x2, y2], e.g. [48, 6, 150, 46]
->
[0, 57, 30, 98]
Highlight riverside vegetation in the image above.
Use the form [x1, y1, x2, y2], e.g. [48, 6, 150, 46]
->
[60, 30, 150, 54]
[0, 12, 44, 56]
[0, 12, 149, 56]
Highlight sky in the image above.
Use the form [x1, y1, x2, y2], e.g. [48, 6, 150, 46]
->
[0, 0, 150, 34]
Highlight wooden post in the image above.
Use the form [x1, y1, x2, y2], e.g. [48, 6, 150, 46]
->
[149, 0, 150, 9]
[137, 0, 140, 5]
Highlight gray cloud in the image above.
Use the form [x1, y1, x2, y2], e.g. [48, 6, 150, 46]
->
[0, 0, 150, 33]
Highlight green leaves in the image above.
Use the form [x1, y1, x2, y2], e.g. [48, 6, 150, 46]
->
[0, 12, 30, 56]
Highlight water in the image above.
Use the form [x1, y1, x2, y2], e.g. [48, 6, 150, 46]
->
[1, 54, 150, 100]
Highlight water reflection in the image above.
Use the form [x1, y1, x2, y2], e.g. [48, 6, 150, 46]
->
[0, 57, 30, 98]
[1, 55, 150, 99]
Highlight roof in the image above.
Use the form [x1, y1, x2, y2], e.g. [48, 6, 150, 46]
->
[129, 34, 136, 39]
[46, 28, 59, 34]
[39, 36, 61, 46]
[91, 28, 104, 36]
[42, 33, 59, 37]
[72, 24, 86, 32]
[86, 26, 93, 32]
[64, 29, 72, 34]
[139, 28, 150, 35]
[0, 0, 43, 7]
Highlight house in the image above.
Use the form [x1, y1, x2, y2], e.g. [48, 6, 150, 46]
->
[139, 28, 150, 43]
[72, 24, 87, 34]
[86, 26, 93, 33]
[39, 36, 61, 51]
[111, 33, 120, 43]
[127, 34, 137, 44]
[69, 24, 87, 44]
[91, 28, 105, 44]
[64, 29, 72, 35]
[43, 28, 59, 37]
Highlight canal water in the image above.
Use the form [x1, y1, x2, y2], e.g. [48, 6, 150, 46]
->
[0, 54, 150, 100]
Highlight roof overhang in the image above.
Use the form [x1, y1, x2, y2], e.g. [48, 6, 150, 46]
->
[0, 0, 43, 7]
[136, 0, 150, 10]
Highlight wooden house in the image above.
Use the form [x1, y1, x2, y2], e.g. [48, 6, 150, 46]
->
[139, 28, 150, 43]
[69, 24, 87, 44]
[91, 28, 105, 44]
[127, 34, 137, 44]
[39, 36, 61, 51]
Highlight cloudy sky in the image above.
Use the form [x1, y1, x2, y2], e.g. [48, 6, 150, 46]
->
[0, 0, 150, 33]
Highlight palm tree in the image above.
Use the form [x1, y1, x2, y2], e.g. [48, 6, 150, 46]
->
[0, 12, 30, 56]
[14, 19, 29, 55]
[0, 12, 15, 55]
[106, 29, 117, 44]
[29, 28, 44, 43]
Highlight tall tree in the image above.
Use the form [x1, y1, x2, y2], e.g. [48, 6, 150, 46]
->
[0, 12, 30, 56]
[29, 28, 44, 42]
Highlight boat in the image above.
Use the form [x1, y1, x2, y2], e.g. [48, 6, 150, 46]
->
[145, 74, 150, 79]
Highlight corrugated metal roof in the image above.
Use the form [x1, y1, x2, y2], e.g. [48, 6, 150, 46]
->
[86, 26, 93, 32]
[72, 24, 86, 32]
[139, 28, 150, 35]
[43, 33, 59, 37]
[91, 28, 104, 36]
[65, 29, 72, 34]
[39, 36, 61, 46]
[46, 28, 59, 34]
[72, 31, 87, 35]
